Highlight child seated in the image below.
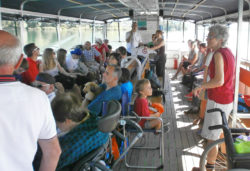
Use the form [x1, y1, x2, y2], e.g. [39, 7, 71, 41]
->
[134, 79, 168, 131]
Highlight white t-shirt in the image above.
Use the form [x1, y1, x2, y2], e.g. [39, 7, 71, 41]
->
[0, 82, 57, 171]
[126, 30, 142, 54]
[66, 53, 79, 71]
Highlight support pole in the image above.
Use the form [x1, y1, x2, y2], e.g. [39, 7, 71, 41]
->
[182, 21, 185, 42]
[195, 23, 198, 40]
[92, 16, 97, 44]
[56, 17, 61, 47]
[232, 0, 244, 127]
[118, 21, 121, 42]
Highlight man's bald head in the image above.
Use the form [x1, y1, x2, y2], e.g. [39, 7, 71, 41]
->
[0, 30, 22, 66]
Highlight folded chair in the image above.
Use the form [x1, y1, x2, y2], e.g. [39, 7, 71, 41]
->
[121, 91, 165, 169]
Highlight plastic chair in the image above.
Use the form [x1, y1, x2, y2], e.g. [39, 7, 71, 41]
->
[121, 92, 165, 169]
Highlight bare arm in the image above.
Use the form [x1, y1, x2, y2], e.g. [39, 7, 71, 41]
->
[149, 39, 164, 51]
[193, 52, 224, 96]
[188, 53, 198, 65]
[126, 31, 133, 43]
[38, 136, 61, 171]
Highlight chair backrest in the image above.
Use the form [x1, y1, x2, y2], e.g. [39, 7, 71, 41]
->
[98, 100, 121, 133]
[121, 91, 129, 116]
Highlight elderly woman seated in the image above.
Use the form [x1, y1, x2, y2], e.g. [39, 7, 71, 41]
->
[51, 92, 109, 170]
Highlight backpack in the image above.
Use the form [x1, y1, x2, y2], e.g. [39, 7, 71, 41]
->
[145, 69, 161, 89]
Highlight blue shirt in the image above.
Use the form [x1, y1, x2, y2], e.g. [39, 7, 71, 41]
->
[120, 81, 133, 102]
[57, 117, 109, 170]
[88, 84, 122, 116]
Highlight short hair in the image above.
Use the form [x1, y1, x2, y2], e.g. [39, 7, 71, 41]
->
[135, 79, 150, 94]
[117, 46, 127, 56]
[75, 44, 84, 50]
[200, 43, 207, 48]
[108, 45, 112, 50]
[209, 24, 229, 46]
[108, 64, 122, 81]
[0, 32, 22, 66]
[119, 68, 130, 83]
[51, 92, 87, 123]
[24, 43, 36, 57]
[36, 72, 55, 84]
[57, 48, 67, 67]
[156, 30, 163, 35]
[20, 58, 29, 70]
[110, 52, 121, 66]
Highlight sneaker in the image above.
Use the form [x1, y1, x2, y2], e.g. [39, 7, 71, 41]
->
[184, 92, 193, 98]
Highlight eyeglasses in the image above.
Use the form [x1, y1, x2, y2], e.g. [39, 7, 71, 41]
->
[34, 84, 49, 89]
[206, 35, 215, 40]
[33, 47, 40, 52]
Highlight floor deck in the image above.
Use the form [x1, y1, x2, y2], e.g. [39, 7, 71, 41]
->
[114, 69, 204, 171]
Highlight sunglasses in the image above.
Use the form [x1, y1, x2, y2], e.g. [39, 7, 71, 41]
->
[34, 84, 49, 89]
[33, 47, 40, 52]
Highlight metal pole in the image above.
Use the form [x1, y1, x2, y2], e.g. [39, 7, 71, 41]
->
[166, 20, 169, 50]
[203, 25, 205, 42]
[118, 21, 121, 42]
[182, 21, 185, 42]
[79, 14, 83, 44]
[195, 23, 198, 40]
[92, 16, 96, 44]
[232, 0, 244, 127]
[56, 17, 61, 47]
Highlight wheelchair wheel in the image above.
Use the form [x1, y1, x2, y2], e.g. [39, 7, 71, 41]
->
[200, 138, 228, 171]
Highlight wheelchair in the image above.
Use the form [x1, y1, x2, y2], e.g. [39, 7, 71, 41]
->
[199, 108, 250, 171]
[60, 99, 143, 171]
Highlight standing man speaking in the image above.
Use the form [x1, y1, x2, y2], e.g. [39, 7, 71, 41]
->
[126, 22, 143, 56]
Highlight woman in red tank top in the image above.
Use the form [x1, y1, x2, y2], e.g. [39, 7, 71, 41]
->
[192, 25, 235, 171]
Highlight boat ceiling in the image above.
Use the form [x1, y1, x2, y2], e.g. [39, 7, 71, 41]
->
[1, 0, 250, 23]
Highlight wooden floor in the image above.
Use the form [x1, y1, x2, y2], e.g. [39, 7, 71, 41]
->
[114, 69, 204, 171]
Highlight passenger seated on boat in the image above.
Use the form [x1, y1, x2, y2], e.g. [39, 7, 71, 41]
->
[57, 48, 68, 72]
[184, 51, 214, 115]
[51, 92, 109, 170]
[66, 47, 88, 75]
[172, 40, 198, 80]
[108, 52, 122, 66]
[103, 39, 110, 57]
[21, 43, 42, 85]
[186, 43, 207, 74]
[119, 68, 133, 103]
[43, 48, 79, 89]
[93, 38, 106, 67]
[134, 79, 165, 130]
[108, 44, 112, 54]
[13, 58, 29, 82]
[33, 72, 57, 102]
[88, 64, 122, 116]
[82, 41, 104, 73]
[117, 46, 129, 68]
[147, 34, 156, 48]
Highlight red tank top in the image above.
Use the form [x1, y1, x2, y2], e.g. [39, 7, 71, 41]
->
[207, 48, 235, 104]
